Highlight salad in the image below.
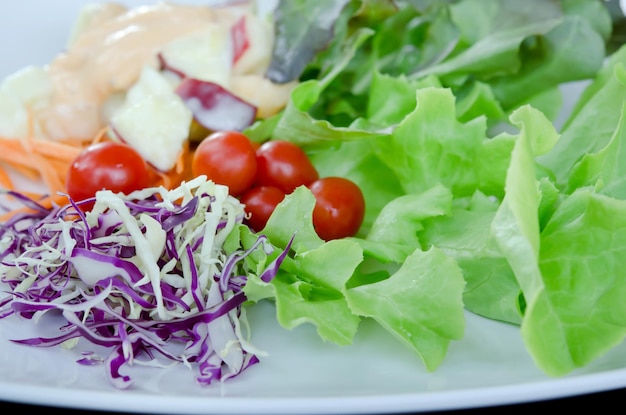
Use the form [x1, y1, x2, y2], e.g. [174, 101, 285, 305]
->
[1, 0, 626, 389]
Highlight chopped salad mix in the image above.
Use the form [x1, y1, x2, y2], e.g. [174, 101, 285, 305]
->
[2, 0, 626, 387]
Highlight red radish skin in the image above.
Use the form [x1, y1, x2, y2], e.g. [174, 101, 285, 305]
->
[231, 15, 250, 64]
[175, 78, 257, 132]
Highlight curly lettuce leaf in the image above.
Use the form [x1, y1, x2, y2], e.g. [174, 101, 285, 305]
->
[527, 190, 626, 376]
[244, 0, 625, 378]
[245, 185, 467, 371]
[243, 187, 362, 343]
[345, 246, 466, 371]
[492, 105, 559, 305]
[488, 103, 626, 375]
[270, 238, 364, 345]
[356, 183, 453, 264]
[538, 52, 626, 187]
[372, 87, 511, 197]
[567, 97, 626, 198]
[418, 192, 523, 325]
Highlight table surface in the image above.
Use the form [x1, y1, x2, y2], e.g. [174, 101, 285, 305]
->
[1, 387, 624, 414]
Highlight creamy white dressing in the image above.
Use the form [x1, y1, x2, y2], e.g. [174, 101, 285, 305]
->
[1, 0, 296, 171]
[39, 2, 237, 141]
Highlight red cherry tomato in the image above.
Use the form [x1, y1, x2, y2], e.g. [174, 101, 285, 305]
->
[309, 177, 365, 241]
[66, 141, 151, 205]
[255, 140, 319, 194]
[240, 186, 286, 232]
[249, 140, 261, 151]
[192, 130, 257, 196]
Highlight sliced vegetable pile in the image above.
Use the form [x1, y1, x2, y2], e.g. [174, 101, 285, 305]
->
[0, 177, 290, 387]
[1, 0, 626, 388]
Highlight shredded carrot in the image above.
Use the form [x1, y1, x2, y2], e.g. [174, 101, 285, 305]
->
[0, 192, 70, 222]
[0, 115, 199, 223]
[91, 126, 111, 144]
[0, 105, 91, 222]
[26, 139, 83, 162]
[0, 138, 46, 166]
[6, 164, 40, 182]
[0, 108, 100, 203]
[0, 136, 87, 196]
[0, 165, 13, 189]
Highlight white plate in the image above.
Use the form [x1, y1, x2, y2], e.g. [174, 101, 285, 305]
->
[2, 301, 626, 414]
[1, 1, 626, 414]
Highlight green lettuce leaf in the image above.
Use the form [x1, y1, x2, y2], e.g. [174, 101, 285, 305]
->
[567, 99, 626, 198]
[266, 0, 352, 83]
[537, 57, 626, 187]
[245, 183, 466, 371]
[270, 238, 364, 345]
[373, 87, 510, 197]
[357, 183, 453, 264]
[345, 246, 466, 371]
[492, 105, 559, 308]
[488, 103, 626, 375]
[527, 190, 626, 375]
[419, 193, 523, 324]
[242, 0, 625, 378]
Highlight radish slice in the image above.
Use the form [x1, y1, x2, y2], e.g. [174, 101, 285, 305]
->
[175, 77, 257, 132]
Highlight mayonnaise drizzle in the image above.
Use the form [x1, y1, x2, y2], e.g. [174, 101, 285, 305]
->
[38, 2, 242, 141]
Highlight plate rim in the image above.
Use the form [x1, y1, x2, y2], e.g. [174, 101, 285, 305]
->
[2, 367, 626, 414]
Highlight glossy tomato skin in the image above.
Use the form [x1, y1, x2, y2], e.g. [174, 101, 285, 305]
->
[309, 177, 365, 241]
[66, 141, 151, 205]
[192, 130, 257, 196]
[240, 185, 286, 232]
[255, 140, 319, 194]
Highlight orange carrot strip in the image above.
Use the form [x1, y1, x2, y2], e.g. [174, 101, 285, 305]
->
[33, 155, 65, 196]
[0, 139, 40, 167]
[8, 138, 64, 197]
[48, 158, 72, 178]
[91, 126, 111, 144]
[0, 136, 83, 169]
[9, 164, 40, 182]
[0, 112, 92, 222]
[31, 139, 84, 161]
[0, 142, 65, 179]
[0, 166, 14, 189]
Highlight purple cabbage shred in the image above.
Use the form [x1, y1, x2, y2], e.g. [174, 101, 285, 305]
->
[0, 180, 291, 389]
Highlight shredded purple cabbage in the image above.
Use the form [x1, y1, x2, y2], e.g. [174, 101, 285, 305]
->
[0, 177, 291, 389]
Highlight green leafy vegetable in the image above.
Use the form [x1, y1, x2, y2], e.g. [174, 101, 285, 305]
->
[266, 0, 352, 83]
[247, 0, 626, 376]
[528, 190, 626, 375]
[345, 246, 466, 371]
